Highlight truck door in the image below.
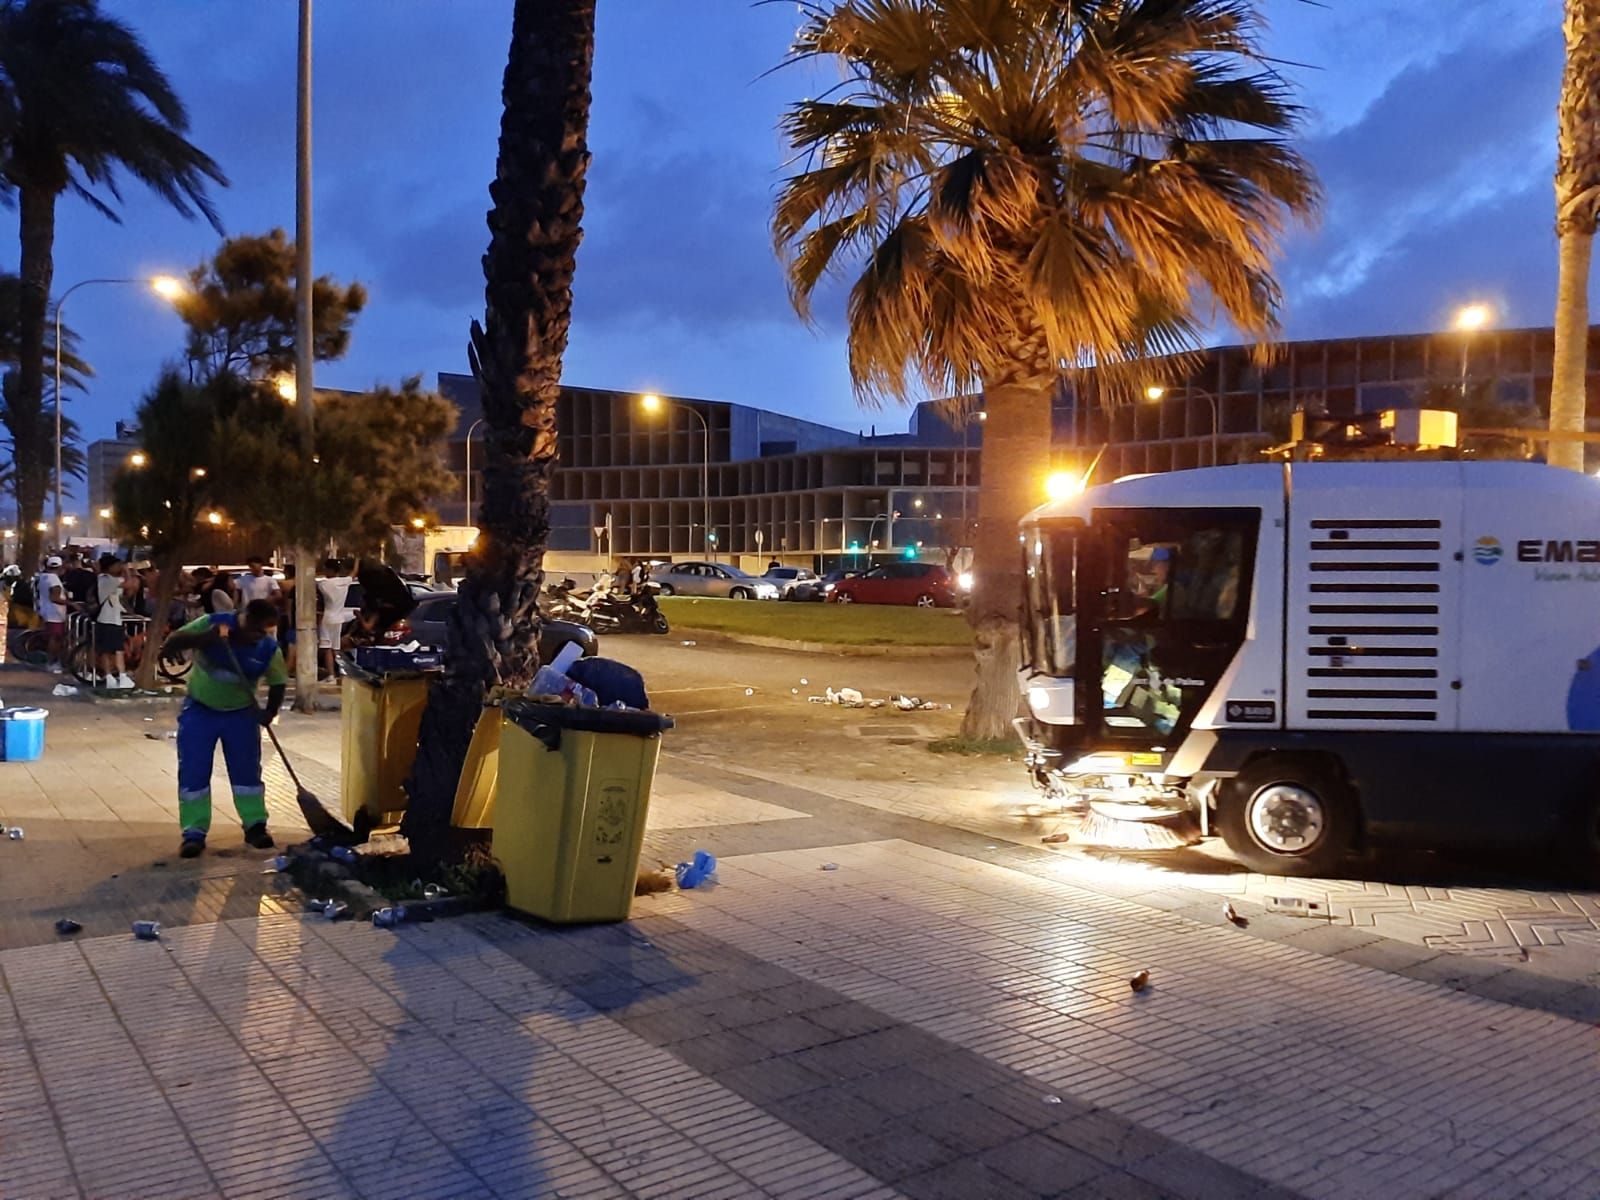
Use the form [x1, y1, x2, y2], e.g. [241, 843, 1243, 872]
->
[1285, 466, 1463, 730]
[1085, 507, 1259, 749]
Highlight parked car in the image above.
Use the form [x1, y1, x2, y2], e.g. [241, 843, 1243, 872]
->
[391, 591, 599, 661]
[791, 568, 856, 602]
[761, 566, 818, 600]
[829, 562, 959, 607]
[653, 561, 779, 599]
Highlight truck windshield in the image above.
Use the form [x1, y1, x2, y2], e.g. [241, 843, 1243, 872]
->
[1024, 525, 1077, 676]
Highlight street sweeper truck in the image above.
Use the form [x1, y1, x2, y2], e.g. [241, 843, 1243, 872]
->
[1014, 460, 1600, 876]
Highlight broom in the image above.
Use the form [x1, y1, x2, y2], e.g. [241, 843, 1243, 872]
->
[1073, 797, 1201, 851]
[223, 639, 362, 844]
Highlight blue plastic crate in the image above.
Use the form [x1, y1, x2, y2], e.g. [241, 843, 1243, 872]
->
[0, 707, 47, 762]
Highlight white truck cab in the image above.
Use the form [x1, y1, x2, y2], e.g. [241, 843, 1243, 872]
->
[1015, 460, 1600, 875]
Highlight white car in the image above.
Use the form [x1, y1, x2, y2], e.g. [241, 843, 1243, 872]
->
[760, 566, 818, 599]
[654, 562, 780, 599]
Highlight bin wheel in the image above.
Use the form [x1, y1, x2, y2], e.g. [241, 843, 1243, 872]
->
[1217, 756, 1355, 876]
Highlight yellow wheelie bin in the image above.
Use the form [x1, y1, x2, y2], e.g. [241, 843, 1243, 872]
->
[494, 699, 673, 923]
[339, 655, 434, 826]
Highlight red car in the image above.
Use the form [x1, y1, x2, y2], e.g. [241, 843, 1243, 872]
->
[830, 562, 959, 607]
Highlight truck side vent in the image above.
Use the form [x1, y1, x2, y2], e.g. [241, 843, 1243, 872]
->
[1296, 517, 1448, 726]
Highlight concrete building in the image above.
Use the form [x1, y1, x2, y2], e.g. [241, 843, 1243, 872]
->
[436, 373, 979, 570]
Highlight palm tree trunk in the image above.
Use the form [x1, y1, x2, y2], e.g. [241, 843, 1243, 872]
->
[1551, 230, 1592, 471]
[402, 0, 595, 862]
[961, 375, 1055, 740]
[15, 185, 56, 568]
[1551, 0, 1600, 472]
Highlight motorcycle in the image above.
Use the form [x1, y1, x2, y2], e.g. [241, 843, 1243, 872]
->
[543, 576, 669, 634]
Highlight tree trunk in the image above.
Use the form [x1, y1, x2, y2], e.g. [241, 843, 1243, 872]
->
[133, 558, 184, 691]
[1551, 231, 1592, 471]
[961, 377, 1055, 740]
[402, 0, 595, 862]
[15, 185, 56, 569]
[1551, 0, 1600, 472]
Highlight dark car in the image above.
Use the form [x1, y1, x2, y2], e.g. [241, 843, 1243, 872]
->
[830, 562, 959, 607]
[792, 568, 857, 602]
[392, 591, 599, 661]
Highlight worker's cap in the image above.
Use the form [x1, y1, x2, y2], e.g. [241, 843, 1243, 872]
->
[45, 555, 62, 567]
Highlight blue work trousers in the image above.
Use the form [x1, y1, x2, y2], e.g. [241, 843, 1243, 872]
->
[176, 700, 266, 835]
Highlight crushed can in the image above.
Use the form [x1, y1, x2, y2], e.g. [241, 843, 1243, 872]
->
[132, 920, 161, 941]
[322, 902, 349, 922]
[6, 826, 23, 840]
[371, 907, 402, 929]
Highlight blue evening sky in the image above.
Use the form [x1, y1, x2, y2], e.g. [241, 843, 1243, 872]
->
[16, 0, 1566, 460]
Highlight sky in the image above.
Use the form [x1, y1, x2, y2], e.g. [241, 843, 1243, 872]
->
[13, 0, 1571, 464]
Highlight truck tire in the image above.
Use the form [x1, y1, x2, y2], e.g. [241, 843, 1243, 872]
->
[1218, 756, 1355, 877]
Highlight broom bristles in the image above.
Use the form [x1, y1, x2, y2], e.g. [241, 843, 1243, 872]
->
[1075, 808, 1201, 850]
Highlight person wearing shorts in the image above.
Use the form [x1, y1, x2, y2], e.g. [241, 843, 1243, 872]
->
[36, 555, 67, 672]
[95, 555, 134, 689]
[317, 558, 354, 678]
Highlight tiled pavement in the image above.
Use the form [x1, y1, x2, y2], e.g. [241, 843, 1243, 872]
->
[5, 663, 1600, 1197]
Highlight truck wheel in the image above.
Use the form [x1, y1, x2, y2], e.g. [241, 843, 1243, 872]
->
[1218, 756, 1354, 876]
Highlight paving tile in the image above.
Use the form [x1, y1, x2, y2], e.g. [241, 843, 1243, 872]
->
[979, 1131, 1108, 1194]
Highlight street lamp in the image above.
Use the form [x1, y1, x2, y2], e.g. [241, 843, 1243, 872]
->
[206, 510, 224, 526]
[640, 393, 712, 558]
[1453, 302, 1492, 397]
[1145, 384, 1221, 467]
[128, 451, 148, 468]
[463, 417, 486, 521]
[274, 374, 298, 402]
[53, 275, 186, 544]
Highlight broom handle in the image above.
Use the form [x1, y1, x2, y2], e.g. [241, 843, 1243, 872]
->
[219, 635, 303, 790]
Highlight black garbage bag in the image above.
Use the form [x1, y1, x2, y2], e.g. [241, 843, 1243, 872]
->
[566, 656, 649, 710]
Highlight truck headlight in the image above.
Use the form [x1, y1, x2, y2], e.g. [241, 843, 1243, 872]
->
[1027, 686, 1051, 714]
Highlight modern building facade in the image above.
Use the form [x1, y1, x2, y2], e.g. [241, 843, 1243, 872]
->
[435, 373, 980, 568]
[75, 324, 1590, 570]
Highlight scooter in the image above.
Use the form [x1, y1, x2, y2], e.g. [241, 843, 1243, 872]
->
[588, 583, 669, 634]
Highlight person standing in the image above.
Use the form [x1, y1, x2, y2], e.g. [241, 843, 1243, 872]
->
[237, 556, 281, 607]
[317, 557, 355, 679]
[35, 555, 68, 673]
[159, 599, 286, 858]
[276, 564, 298, 674]
[61, 551, 95, 609]
[94, 555, 135, 689]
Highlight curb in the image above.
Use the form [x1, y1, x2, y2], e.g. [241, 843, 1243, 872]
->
[676, 631, 971, 658]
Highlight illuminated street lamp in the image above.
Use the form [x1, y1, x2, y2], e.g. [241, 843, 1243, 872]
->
[1453, 302, 1492, 397]
[61, 515, 76, 528]
[274, 375, 297, 402]
[128, 451, 148, 468]
[207, 510, 224, 526]
[640, 392, 712, 558]
[1145, 384, 1221, 467]
[54, 274, 186, 543]
[410, 517, 426, 530]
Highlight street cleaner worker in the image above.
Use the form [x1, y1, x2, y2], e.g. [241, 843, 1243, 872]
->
[161, 599, 286, 859]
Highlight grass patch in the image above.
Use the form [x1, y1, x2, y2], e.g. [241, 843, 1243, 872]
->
[928, 735, 1020, 757]
[659, 596, 972, 647]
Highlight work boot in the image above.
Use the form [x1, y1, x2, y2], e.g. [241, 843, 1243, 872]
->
[243, 822, 275, 850]
[179, 833, 206, 859]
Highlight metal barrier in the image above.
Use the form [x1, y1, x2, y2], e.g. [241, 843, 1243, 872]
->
[66, 611, 181, 687]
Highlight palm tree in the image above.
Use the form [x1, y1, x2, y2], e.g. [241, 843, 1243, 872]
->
[402, 0, 596, 858]
[1551, 0, 1600, 472]
[774, 0, 1319, 737]
[0, 0, 225, 569]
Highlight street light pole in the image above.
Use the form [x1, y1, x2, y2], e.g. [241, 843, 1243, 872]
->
[1453, 303, 1491, 400]
[463, 417, 486, 520]
[640, 394, 711, 559]
[52, 276, 185, 547]
[292, 0, 319, 712]
[1145, 385, 1221, 467]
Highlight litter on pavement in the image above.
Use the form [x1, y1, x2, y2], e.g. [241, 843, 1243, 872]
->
[51, 684, 78, 697]
[635, 866, 675, 896]
[675, 850, 717, 889]
[1263, 896, 1330, 919]
[1041, 832, 1071, 844]
[1222, 901, 1249, 927]
[54, 918, 81, 935]
[820, 862, 839, 871]
[132, 920, 161, 941]
[1129, 969, 1151, 992]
